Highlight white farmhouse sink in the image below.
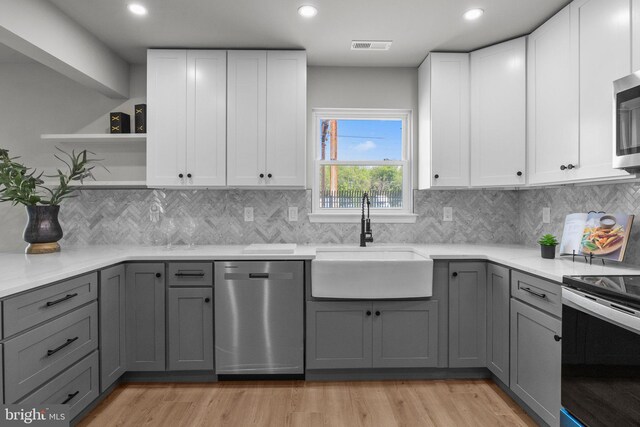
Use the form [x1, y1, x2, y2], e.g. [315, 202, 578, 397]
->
[311, 247, 433, 299]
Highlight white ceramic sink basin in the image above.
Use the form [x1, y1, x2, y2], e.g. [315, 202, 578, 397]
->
[311, 247, 433, 299]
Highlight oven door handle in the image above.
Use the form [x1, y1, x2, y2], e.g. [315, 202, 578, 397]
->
[562, 287, 640, 335]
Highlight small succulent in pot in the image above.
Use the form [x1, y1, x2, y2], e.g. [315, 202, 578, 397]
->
[0, 148, 105, 254]
[538, 233, 559, 259]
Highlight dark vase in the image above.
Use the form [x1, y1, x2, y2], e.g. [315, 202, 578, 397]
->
[540, 244, 556, 259]
[23, 205, 63, 254]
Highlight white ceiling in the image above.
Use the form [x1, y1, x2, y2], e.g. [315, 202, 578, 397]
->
[48, 0, 570, 67]
[0, 44, 34, 63]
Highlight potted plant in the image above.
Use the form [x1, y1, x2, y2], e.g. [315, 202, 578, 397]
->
[0, 148, 103, 254]
[538, 234, 559, 259]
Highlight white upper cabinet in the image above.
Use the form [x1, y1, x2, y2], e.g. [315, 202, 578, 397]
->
[418, 53, 470, 189]
[571, 0, 632, 181]
[147, 50, 188, 187]
[527, 6, 580, 185]
[634, 0, 640, 71]
[227, 50, 306, 187]
[470, 37, 527, 187]
[147, 49, 227, 187]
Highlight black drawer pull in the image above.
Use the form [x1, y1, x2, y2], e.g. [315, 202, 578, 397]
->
[175, 271, 206, 277]
[554, 335, 562, 342]
[62, 391, 80, 404]
[46, 293, 78, 307]
[47, 337, 78, 357]
[522, 287, 546, 299]
[249, 273, 269, 279]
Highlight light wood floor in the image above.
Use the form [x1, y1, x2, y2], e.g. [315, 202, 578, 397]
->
[78, 380, 536, 427]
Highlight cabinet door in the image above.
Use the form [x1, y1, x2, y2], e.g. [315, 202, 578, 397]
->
[265, 51, 306, 187]
[126, 263, 165, 371]
[419, 53, 470, 189]
[99, 264, 126, 392]
[572, 0, 631, 181]
[227, 51, 267, 186]
[147, 50, 187, 187]
[372, 300, 438, 368]
[486, 264, 510, 385]
[634, 0, 640, 71]
[186, 50, 227, 187]
[470, 38, 526, 187]
[167, 287, 213, 371]
[449, 262, 487, 368]
[306, 301, 372, 369]
[510, 298, 561, 427]
[527, 6, 580, 185]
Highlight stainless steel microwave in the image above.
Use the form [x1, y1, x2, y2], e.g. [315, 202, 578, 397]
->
[613, 71, 640, 172]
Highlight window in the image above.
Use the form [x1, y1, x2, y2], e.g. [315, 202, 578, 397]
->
[311, 109, 414, 223]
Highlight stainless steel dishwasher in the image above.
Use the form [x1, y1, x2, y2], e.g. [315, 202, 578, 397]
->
[214, 261, 304, 375]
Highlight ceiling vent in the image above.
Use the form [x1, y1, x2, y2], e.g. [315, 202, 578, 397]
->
[351, 40, 393, 51]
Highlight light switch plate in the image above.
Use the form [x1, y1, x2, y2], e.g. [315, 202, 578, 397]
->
[288, 207, 298, 222]
[443, 207, 453, 222]
[543, 207, 551, 224]
[244, 207, 254, 222]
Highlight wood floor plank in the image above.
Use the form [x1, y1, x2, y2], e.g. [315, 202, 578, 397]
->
[78, 379, 535, 427]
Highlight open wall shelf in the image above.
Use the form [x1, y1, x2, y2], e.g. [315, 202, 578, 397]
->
[41, 134, 147, 144]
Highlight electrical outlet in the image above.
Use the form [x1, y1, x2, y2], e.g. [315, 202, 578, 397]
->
[288, 206, 298, 222]
[543, 207, 551, 224]
[244, 207, 254, 222]
[443, 207, 453, 222]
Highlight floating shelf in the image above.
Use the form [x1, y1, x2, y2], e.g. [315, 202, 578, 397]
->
[40, 180, 147, 188]
[41, 133, 147, 144]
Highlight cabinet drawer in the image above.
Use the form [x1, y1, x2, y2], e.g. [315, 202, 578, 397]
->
[3, 272, 98, 337]
[511, 271, 561, 317]
[4, 302, 98, 403]
[168, 263, 213, 287]
[18, 351, 99, 420]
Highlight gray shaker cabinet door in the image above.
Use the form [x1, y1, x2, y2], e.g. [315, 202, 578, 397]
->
[372, 300, 439, 368]
[306, 301, 373, 369]
[486, 264, 510, 385]
[167, 287, 214, 371]
[99, 264, 127, 392]
[510, 298, 561, 427]
[449, 262, 487, 368]
[126, 263, 166, 371]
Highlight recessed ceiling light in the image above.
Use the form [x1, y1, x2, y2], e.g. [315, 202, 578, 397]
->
[127, 3, 148, 16]
[463, 8, 484, 20]
[297, 5, 318, 18]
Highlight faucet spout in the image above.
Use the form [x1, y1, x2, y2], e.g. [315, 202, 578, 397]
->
[360, 192, 374, 247]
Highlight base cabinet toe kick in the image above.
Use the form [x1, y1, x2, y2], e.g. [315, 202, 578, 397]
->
[0, 258, 564, 426]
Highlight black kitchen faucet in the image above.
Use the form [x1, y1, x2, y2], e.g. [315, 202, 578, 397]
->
[360, 192, 373, 247]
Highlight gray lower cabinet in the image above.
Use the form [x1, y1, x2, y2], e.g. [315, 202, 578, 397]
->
[99, 264, 126, 392]
[167, 287, 214, 371]
[126, 263, 166, 371]
[449, 262, 487, 368]
[306, 300, 438, 370]
[510, 298, 561, 427]
[486, 264, 510, 385]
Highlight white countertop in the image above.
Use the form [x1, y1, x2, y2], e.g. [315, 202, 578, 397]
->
[0, 243, 639, 299]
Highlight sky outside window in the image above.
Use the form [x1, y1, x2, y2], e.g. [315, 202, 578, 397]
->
[319, 119, 403, 161]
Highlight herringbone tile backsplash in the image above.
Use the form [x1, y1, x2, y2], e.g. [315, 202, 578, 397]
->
[59, 182, 640, 266]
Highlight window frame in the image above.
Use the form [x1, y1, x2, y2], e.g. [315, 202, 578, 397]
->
[310, 108, 415, 223]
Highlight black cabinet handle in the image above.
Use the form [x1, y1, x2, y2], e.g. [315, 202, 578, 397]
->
[47, 337, 78, 357]
[62, 391, 80, 404]
[517, 171, 523, 177]
[267, 173, 272, 178]
[452, 272, 458, 277]
[175, 271, 205, 277]
[205, 298, 210, 303]
[259, 173, 265, 178]
[46, 293, 78, 307]
[156, 272, 162, 278]
[560, 165, 567, 171]
[179, 173, 184, 178]
[522, 287, 546, 299]
[249, 273, 269, 279]
[366, 310, 372, 316]
[434, 174, 439, 179]
[187, 173, 192, 178]
[375, 311, 381, 316]
[567, 164, 575, 170]
[554, 335, 562, 342]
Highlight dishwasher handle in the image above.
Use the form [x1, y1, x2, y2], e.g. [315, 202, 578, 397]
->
[249, 273, 270, 279]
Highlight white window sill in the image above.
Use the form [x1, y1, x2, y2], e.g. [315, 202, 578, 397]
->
[308, 212, 418, 224]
